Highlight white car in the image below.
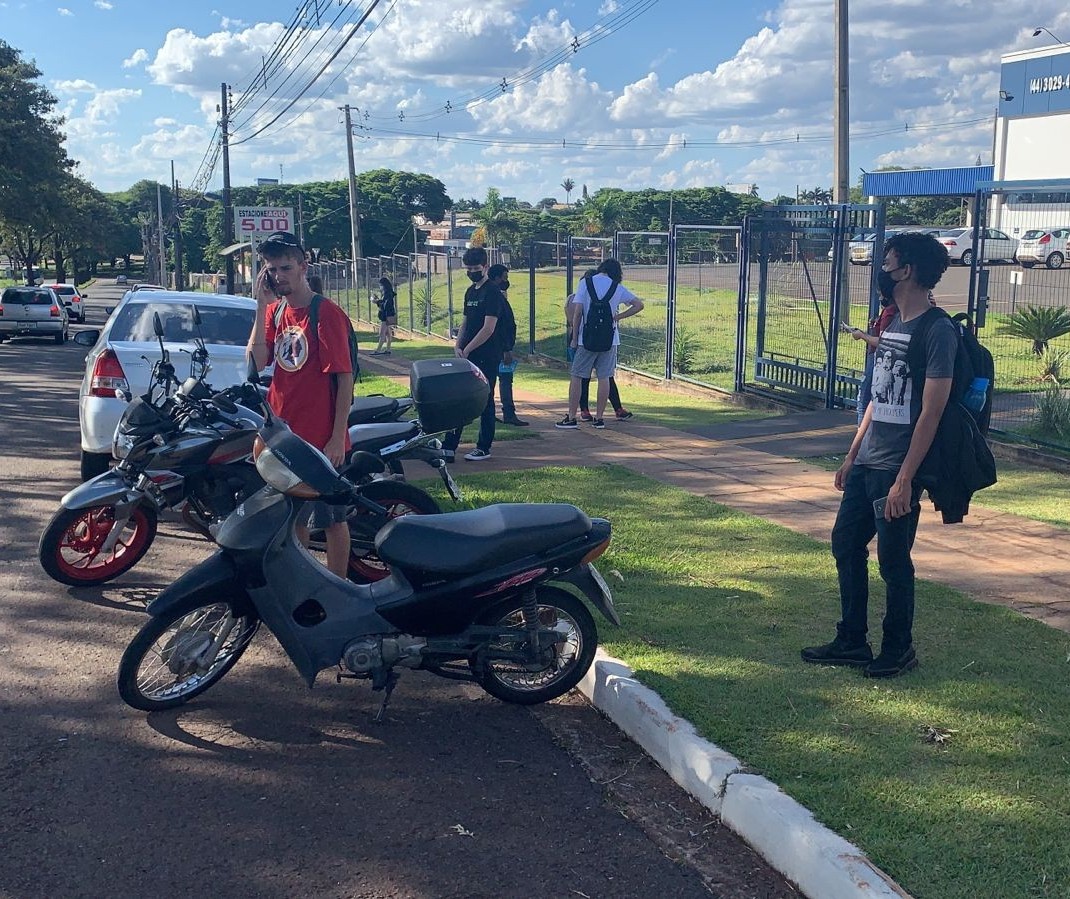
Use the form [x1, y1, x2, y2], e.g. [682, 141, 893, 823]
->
[936, 227, 1018, 266]
[1014, 227, 1070, 269]
[73, 291, 257, 480]
[45, 283, 86, 322]
[0, 285, 70, 343]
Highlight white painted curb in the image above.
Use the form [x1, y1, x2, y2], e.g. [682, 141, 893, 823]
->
[578, 649, 913, 899]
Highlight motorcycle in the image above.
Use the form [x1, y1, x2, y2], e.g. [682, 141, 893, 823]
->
[116, 412, 617, 719]
[39, 313, 442, 587]
[347, 393, 415, 426]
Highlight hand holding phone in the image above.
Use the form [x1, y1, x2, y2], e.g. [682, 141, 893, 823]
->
[841, 321, 861, 334]
[264, 271, 279, 295]
[873, 495, 888, 519]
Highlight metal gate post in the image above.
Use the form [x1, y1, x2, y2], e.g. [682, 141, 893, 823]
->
[967, 189, 985, 324]
[665, 225, 677, 379]
[755, 223, 769, 363]
[528, 240, 536, 354]
[566, 235, 575, 298]
[735, 219, 751, 393]
[825, 206, 847, 409]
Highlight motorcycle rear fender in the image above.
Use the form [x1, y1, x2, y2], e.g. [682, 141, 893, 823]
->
[61, 469, 141, 511]
[147, 550, 254, 619]
[555, 563, 620, 626]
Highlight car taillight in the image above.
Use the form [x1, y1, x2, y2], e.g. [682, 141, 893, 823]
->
[51, 305, 61, 317]
[939, 239, 955, 246]
[89, 350, 129, 398]
[1040, 234, 1051, 244]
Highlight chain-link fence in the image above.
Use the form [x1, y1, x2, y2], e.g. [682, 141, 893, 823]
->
[615, 231, 669, 378]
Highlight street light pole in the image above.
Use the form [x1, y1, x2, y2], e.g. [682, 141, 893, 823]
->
[833, 0, 850, 203]
[221, 82, 235, 295]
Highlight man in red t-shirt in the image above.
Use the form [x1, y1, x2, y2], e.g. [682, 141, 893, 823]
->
[246, 231, 353, 577]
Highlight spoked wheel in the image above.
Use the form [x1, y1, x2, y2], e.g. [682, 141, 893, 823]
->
[38, 503, 158, 587]
[117, 602, 260, 711]
[309, 480, 441, 583]
[470, 586, 598, 705]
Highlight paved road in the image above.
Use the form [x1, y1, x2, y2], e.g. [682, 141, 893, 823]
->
[0, 284, 795, 899]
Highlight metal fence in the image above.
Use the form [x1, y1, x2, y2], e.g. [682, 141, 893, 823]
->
[969, 180, 1070, 449]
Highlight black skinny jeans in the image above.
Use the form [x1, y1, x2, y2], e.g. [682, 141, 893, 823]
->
[830, 465, 922, 653]
[579, 376, 622, 414]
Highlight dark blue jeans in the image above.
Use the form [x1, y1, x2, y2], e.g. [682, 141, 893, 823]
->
[497, 368, 516, 418]
[830, 465, 922, 653]
[444, 359, 497, 453]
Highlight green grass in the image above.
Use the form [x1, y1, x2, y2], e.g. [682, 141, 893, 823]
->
[416, 464, 1070, 899]
[366, 335, 772, 432]
[801, 454, 1070, 532]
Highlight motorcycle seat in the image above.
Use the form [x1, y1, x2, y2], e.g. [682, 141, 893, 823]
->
[346, 420, 420, 454]
[348, 395, 402, 426]
[375, 503, 592, 575]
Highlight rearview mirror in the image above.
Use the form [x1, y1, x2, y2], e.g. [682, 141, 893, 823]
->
[192, 305, 202, 326]
[245, 353, 262, 385]
[73, 330, 99, 347]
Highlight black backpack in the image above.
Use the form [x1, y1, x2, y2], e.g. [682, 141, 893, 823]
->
[273, 293, 361, 382]
[581, 274, 619, 353]
[906, 307, 995, 434]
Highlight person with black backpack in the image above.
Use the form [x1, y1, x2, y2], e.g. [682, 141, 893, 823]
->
[556, 258, 644, 429]
[802, 231, 958, 679]
[487, 264, 528, 427]
[246, 231, 355, 578]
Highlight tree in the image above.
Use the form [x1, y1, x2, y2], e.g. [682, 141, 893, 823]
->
[0, 40, 73, 280]
[561, 178, 575, 206]
[536, 197, 558, 210]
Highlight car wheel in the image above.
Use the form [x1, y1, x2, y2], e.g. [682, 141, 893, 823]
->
[960, 249, 974, 266]
[1020, 261, 1036, 268]
[79, 450, 111, 481]
[1046, 252, 1065, 270]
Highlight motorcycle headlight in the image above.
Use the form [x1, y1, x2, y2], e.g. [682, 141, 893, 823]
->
[252, 436, 322, 498]
[112, 431, 135, 460]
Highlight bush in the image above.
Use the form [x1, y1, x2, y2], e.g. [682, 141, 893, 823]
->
[1002, 305, 1070, 355]
[1031, 387, 1070, 439]
[1039, 348, 1070, 385]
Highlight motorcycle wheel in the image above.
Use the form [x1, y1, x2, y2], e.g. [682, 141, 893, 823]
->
[117, 602, 260, 712]
[470, 586, 598, 705]
[39, 503, 158, 587]
[309, 480, 441, 583]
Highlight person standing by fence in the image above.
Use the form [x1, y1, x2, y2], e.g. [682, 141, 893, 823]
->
[371, 277, 397, 355]
[487, 264, 528, 427]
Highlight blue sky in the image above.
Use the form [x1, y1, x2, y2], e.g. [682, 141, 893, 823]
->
[3, 0, 1070, 204]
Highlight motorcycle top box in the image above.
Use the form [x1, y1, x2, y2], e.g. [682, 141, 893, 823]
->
[409, 358, 489, 434]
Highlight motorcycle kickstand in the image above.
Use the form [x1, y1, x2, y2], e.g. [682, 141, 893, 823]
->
[372, 670, 400, 724]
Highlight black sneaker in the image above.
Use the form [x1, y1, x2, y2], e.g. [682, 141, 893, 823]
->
[592, 418, 606, 429]
[555, 416, 579, 429]
[801, 637, 873, 668]
[464, 448, 491, 461]
[864, 646, 918, 679]
[502, 416, 529, 427]
[615, 409, 634, 421]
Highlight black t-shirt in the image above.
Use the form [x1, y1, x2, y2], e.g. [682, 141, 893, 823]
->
[459, 281, 505, 362]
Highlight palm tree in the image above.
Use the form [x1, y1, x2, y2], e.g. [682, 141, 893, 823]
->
[561, 178, 575, 206]
[1003, 305, 1070, 356]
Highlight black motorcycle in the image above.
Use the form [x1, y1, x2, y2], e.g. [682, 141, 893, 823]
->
[116, 413, 617, 719]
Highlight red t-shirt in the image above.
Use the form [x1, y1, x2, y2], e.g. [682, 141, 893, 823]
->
[264, 297, 352, 451]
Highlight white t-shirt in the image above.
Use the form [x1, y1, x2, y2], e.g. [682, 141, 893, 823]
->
[570, 273, 639, 349]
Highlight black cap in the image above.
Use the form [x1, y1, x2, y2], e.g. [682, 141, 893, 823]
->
[259, 231, 303, 253]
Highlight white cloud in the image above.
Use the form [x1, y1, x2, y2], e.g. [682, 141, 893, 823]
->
[83, 88, 142, 125]
[122, 49, 149, 68]
[54, 79, 97, 93]
[57, 7, 72, 15]
[94, 0, 113, 9]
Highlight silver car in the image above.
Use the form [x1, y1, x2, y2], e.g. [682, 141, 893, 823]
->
[0, 285, 70, 343]
[74, 290, 257, 479]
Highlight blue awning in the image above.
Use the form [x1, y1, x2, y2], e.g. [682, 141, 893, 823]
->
[861, 166, 994, 198]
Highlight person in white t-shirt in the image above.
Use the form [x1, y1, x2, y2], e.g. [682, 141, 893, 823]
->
[556, 258, 644, 429]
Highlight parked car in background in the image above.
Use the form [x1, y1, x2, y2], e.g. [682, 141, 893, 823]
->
[115, 274, 128, 285]
[828, 226, 943, 265]
[74, 290, 257, 479]
[937, 227, 1018, 265]
[1014, 227, 1070, 269]
[131, 283, 166, 292]
[45, 283, 86, 322]
[0, 286, 70, 344]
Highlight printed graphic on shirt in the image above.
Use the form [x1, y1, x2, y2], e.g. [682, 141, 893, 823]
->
[274, 324, 309, 372]
[870, 330, 912, 425]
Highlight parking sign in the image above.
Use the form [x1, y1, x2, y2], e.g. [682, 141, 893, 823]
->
[234, 206, 294, 235]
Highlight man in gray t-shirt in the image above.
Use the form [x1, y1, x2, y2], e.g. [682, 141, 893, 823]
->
[802, 232, 955, 679]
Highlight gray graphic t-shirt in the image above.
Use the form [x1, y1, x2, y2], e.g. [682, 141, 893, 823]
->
[855, 311, 957, 470]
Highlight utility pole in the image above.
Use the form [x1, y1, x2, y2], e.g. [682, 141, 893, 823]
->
[833, 0, 850, 203]
[172, 161, 185, 291]
[297, 191, 305, 246]
[342, 104, 363, 281]
[156, 182, 166, 287]
[221, 82, 235, 294]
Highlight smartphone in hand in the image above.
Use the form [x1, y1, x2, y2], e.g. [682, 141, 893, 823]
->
[873, 495, 888, 518]
[264, 271, 279, 295]
[841, 321, 861, 334]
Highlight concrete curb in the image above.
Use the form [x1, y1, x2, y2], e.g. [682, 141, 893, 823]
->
[578, 650, 913, 899]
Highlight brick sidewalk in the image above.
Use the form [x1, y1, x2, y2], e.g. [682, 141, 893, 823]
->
[365, 353, 1070, 634]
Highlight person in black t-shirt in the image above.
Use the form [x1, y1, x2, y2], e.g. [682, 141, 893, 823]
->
[443, 246, 504, 461]
[487, 263, 528, 427]
[371, 277, 397, 355]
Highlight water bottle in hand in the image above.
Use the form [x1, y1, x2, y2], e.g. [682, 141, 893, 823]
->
[963, 376, 989, 413]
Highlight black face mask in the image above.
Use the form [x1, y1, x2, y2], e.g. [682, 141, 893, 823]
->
[499, 279, 510, 291]
[876, 268, 899, 302]
[467, 270, 483, 283]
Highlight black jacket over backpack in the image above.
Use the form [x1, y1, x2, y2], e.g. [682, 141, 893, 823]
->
[905, 307, 997, 523]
